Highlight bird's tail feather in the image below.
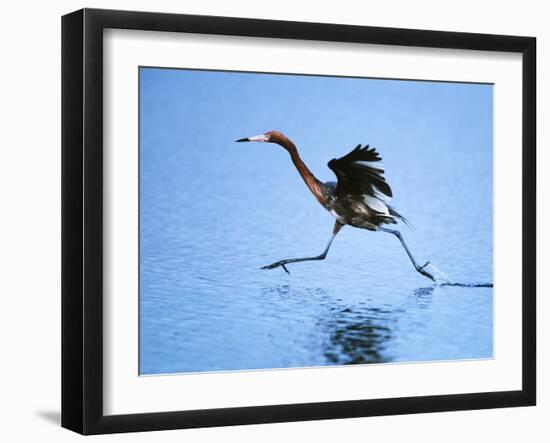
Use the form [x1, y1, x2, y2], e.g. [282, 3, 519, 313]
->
[388, 205, 414, 229]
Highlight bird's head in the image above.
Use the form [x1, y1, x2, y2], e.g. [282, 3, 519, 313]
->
[235, 130, 292, 148]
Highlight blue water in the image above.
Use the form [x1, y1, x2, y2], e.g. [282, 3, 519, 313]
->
[139, 68, 493, 375]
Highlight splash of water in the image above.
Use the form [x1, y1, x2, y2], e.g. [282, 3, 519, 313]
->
[424, 263, 493, 288]
[424, 263, 452, 284]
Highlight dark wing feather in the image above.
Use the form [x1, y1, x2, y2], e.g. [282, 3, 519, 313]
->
[327, 144, 393, 199]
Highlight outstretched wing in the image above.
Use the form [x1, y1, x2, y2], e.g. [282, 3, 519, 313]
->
[327, 144, 393, 214]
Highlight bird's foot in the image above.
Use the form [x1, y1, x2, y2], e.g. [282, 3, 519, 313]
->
[261, 260, 291, 274]
[416, 261, 436, 282]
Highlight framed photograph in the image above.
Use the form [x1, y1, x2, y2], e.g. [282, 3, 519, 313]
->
[62, 8, 536, 435]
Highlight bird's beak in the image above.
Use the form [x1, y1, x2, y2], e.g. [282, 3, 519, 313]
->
[235, 134, 269, 143]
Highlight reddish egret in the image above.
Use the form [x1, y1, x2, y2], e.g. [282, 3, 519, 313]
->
[236, 130, 435, 281]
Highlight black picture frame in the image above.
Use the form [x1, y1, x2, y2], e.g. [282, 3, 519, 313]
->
[62, 8, 536, 435]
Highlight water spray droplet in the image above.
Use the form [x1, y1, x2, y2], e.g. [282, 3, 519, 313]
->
[423, 263, 452, 284]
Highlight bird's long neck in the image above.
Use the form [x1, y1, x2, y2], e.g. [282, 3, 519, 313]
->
[278, 138, 327, 205]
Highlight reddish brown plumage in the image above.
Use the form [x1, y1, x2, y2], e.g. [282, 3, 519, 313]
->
[266, 131, 329, 206]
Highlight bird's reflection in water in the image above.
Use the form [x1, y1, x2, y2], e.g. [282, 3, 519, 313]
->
[323, 306, 394, 364]
[322, 286, 436, 365]
[260, 283, 438, 367]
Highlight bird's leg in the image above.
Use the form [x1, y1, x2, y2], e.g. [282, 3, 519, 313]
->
[379, 227, 435, 281]
[261, 222, 344, 274]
